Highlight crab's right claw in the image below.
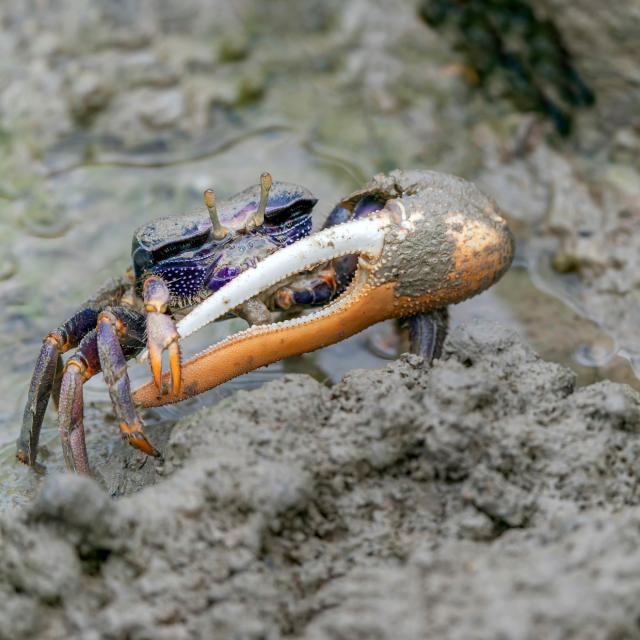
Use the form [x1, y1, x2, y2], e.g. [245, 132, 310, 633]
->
[133, 172, 514, 407]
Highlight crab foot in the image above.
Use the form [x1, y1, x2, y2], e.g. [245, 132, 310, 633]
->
[143, 276, 181, 396]
[50, 352, 65, 410]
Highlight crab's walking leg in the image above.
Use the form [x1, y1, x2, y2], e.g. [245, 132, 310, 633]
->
[143, 276, 181, 395]
[96, 308, 159, 459]
[58, 330, 100, 473]
[17, 276, 132, 466]
[408, 309, 449, 363]
[271, 262, 339, 310]
[57, 306, 147, 472]
[17, 307, 101, 466]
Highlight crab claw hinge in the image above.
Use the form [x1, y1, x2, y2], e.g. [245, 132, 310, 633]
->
[204, 188, 230, 240]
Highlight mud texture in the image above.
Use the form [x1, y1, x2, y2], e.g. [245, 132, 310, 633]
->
[3, 319, 640, 639]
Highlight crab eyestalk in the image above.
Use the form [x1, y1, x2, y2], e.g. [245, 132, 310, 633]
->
[252, 171, 272, 228]
[204, 188, 229, 240]
[132, 172, 514, 408]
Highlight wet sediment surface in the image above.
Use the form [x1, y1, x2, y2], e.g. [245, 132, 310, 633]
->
[3, 320, 640, 639]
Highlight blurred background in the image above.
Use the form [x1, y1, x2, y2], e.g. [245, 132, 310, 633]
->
[0, 0, 638, 503]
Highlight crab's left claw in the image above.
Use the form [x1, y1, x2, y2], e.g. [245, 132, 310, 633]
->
[143, 276, 182, 396]
[133, 172, 514, 407]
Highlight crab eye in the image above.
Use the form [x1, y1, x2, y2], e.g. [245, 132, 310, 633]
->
[262, 189, 318, 224]
[132, 240, 153, 280]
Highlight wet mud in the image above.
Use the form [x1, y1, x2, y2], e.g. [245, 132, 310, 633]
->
[3, 320, 640, 639]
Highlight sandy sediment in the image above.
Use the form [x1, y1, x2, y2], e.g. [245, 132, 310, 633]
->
[2, 319, 640, 639]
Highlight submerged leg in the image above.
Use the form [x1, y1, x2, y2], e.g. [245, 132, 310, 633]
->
[96, 307, 158, 458]
[408, 308, 449, 363]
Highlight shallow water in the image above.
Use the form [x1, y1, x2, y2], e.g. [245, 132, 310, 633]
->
[0, 126, 637, 510]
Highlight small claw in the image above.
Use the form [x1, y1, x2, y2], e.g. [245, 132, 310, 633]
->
[143, 276, 170, 314]
[143, 275, 181, 394]
[146, 312, 181, 394]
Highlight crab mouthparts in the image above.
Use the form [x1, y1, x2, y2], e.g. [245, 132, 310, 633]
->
[132, 213, 395, 406]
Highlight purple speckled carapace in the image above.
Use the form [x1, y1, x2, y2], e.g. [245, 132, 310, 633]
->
[131, 181, 317, 305]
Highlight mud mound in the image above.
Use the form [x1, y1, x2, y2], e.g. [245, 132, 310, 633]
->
[2, 319, 640, 639]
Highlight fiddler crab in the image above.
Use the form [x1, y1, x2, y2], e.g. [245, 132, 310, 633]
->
[17, 170, 514, 474]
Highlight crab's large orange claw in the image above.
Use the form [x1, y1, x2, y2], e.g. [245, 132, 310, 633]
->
[133, 171, 514, 407]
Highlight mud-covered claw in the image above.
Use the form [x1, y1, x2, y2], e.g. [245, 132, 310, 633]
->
[133, 171, 514, 408]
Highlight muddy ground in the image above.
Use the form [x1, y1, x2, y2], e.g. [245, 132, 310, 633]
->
[3, 320, 640, 639]
[2, 0, 640, 638]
